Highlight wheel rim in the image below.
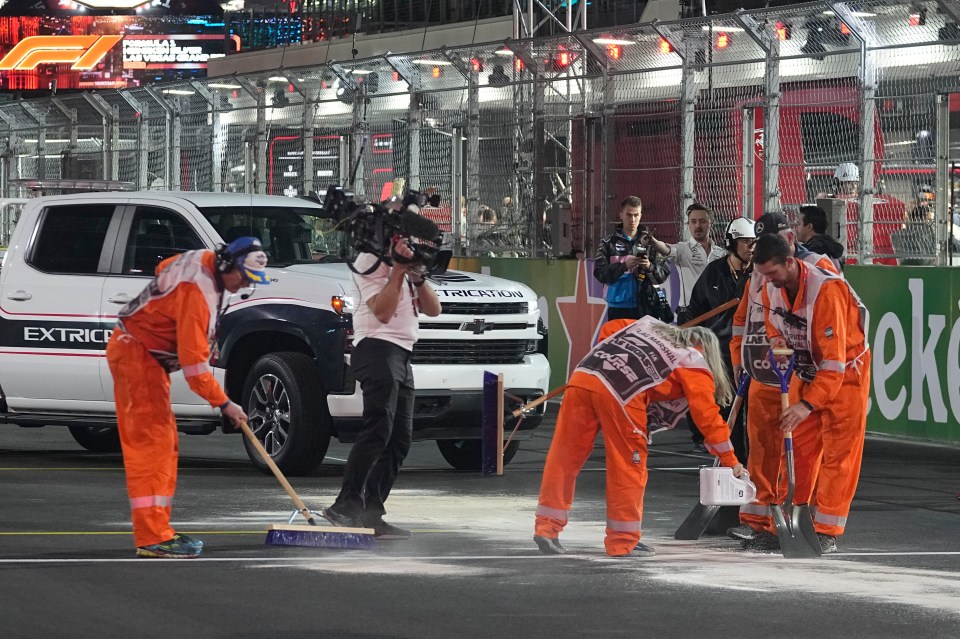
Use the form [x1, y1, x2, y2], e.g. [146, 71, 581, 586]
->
[247, 373, 292, 456]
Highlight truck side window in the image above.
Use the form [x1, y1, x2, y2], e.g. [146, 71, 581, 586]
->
[122, 207, 205, 275]
[29, 204, 115, 274]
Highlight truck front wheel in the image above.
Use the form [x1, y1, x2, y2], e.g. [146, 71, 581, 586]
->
[436, 439, 520, 471]
[68, 425, 122, 453]
[241, 351, 332, 476]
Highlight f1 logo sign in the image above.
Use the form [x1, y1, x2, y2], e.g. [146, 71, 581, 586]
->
[0, 35, 123, 71]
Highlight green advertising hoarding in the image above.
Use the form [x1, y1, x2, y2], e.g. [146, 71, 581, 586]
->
[453, 259, 960, 445]
[846, 265, 960, 444]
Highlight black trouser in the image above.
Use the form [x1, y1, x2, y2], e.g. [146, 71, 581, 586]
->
[333, 338, 415, 520]
[687, 351, 748, 463]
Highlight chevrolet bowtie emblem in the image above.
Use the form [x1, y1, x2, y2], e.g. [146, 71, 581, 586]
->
[461, 318, 492, 334]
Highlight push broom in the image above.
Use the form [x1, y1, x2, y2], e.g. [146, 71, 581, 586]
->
[239, 420, 375, 550]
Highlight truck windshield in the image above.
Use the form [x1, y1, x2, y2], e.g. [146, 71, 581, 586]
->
[197, 205, 343, 265]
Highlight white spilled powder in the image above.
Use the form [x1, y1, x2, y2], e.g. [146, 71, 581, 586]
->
[640, 542, 960, 616]
[214, 488, 960, 616]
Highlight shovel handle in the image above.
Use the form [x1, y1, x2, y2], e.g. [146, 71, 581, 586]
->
[239, 420, 316, 524]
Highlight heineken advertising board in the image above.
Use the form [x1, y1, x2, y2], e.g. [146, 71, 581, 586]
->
[455, 258, 960, 445]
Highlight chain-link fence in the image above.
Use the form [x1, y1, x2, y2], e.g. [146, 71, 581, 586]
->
[1, 0, 958, 264]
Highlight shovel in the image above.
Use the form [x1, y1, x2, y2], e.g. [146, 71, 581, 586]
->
[768, 349, 822, 558]
[674, 371, 750, 540]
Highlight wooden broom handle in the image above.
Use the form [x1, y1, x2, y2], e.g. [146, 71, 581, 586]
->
[240, 419, 315, 523]
[679, 297, 740, 329]
[510, 297, 741, 418]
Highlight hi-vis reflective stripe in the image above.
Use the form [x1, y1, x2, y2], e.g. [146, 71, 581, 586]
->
[732, 325, 745, 337]
[129, 495, 173, 509]
[705, 440, 734, 455]
[606, 519, 642, 532]
[739, 503, 769, 516]
[0, 35, 123, 71]
[820, 359, 846, 373]
[535, 504, 569, 522]
[814, 511, 847, 527]
[181, 362, 211, 378]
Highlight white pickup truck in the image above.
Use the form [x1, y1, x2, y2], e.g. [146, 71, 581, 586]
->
[0, 191, 550, 474]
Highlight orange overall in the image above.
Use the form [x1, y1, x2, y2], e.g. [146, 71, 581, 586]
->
[762, 260, 870, 537]
[730, 252, 838, 532]
[535, 320, 739, 556]
[106, 251, 229, 548]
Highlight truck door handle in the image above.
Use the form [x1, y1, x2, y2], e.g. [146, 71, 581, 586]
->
[6, 290, 32, 301]
[107, 294, 132, 305]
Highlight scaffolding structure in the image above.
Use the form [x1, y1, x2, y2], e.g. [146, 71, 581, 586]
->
[0, 0, 959, 264]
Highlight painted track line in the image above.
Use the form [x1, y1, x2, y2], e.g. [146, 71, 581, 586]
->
[1, 551, 959, 565]
[0, 555, 583, 564]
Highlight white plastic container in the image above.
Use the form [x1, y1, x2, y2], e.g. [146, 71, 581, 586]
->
[699, 467, 757, 506]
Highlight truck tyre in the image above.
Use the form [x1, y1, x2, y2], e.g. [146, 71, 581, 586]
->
[68, 425, 122, 453]
[436, 439, 520, 471]
[241, 351, 332, 476]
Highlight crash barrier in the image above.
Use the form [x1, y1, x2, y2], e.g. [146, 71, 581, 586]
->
[467, 256, 960, 446]
[0, 0, 957, 264]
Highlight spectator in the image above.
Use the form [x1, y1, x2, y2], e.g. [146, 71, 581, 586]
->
[648, 203, 727, 322]
[686, 217, 755, 464]
[796, 205, 844, 270]
[892, 204, 936, 266]
[593, 196, 669, 321]
[479, 205, 498, 226]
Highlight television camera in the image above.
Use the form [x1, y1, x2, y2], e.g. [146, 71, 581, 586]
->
[319, 185, 452, 277]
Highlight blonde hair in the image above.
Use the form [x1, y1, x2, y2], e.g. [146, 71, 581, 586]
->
[649, 322, 734, 406]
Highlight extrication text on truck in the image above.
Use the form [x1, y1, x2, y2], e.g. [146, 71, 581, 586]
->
[0, 191, 550, 474]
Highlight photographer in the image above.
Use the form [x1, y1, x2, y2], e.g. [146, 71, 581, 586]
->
[594, 196, 670, 321]
[323, 234, 442, 539]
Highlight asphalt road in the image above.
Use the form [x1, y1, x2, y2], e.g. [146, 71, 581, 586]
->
[2, 414, 959, 639]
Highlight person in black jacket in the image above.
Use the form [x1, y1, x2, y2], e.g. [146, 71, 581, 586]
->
[796, 205, 844, 270]
[685, 217, 755, 464]
[594, 196, 670, 321]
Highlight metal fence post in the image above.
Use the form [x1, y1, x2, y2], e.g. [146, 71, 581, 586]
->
[832, 2, 877, 264]
[0, 109, 16, 200]
[144, 86, 174, 190]
[735, 12, 778, 215]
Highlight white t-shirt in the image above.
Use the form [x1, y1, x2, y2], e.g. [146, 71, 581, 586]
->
[666, 238, 727, 307]
[351, 253, 420, 351]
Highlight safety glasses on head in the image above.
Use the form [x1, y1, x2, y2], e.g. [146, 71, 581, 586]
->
[221, 236, 270, 286]
[240, 250, 270, 285]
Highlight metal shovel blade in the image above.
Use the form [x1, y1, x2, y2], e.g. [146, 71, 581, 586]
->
[674, 503, 721, 540]
[771, 502, 821, 558]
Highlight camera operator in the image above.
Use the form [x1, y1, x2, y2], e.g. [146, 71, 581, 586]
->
[594, 196, 670, 321]
[323, 235, 442, 540]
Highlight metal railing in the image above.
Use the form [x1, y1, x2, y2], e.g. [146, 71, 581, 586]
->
[0, 0, 958, 264]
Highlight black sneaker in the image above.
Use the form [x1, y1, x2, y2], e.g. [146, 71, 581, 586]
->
[364, 516, 411, 540]
[726, 524, 759, 541]
[533, 535, 566, 555]
[611, 542, 656, 558]
[741, 530, 781, 552]
[321, 507, 358, 528]
[817, 533, 838, 554]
